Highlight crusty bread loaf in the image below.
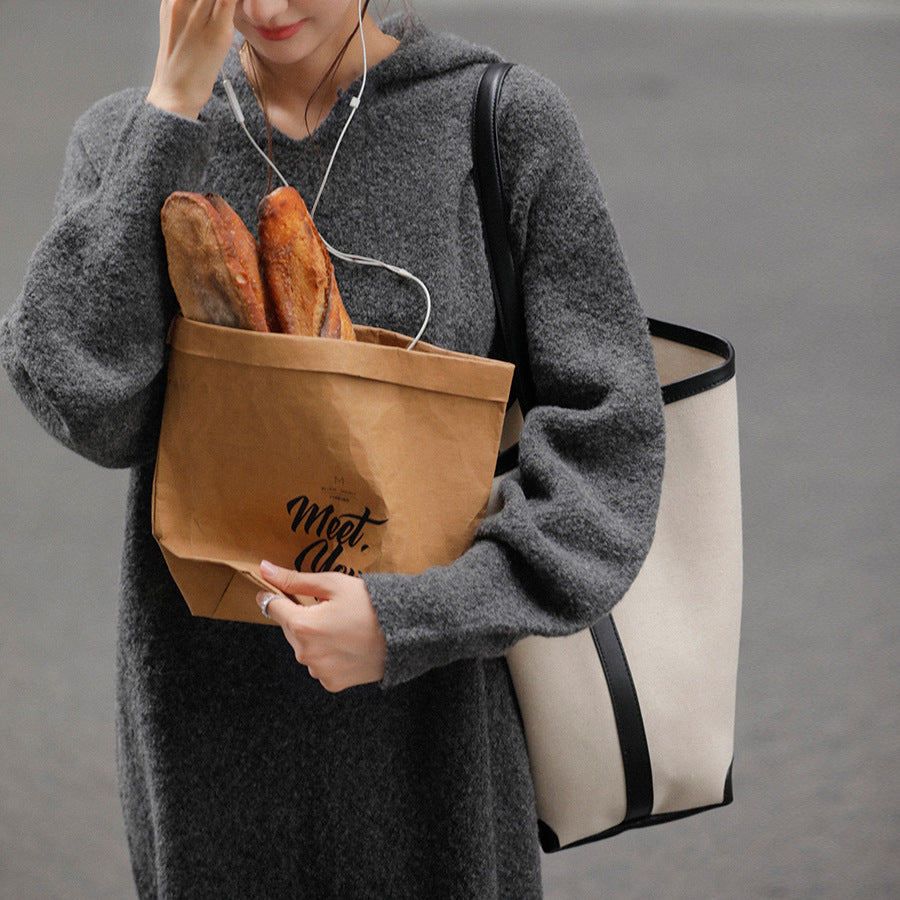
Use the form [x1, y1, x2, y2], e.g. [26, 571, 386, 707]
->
[257, 186, 355, 340]
[161, 187, 355, 341]
[204, 193, 279, 333]
[161, 192, 270, 332]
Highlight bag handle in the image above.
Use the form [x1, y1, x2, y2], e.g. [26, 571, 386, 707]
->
[472, 62, 537, 416]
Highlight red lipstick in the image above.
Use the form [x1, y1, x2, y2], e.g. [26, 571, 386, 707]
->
[255, 21, 306, 42]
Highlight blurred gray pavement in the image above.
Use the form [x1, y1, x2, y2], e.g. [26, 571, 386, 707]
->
[1, 2, 898, 898]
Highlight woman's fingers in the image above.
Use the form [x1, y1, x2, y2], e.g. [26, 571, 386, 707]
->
[146, 0, 239, 118]
[259, 559, 341, 602]
[256, 561, 387, 692]
[257, 589, 300, 624]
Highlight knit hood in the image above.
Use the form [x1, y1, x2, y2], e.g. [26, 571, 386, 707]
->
[372, 14, 504, 86]
[218, 14, 503, 117]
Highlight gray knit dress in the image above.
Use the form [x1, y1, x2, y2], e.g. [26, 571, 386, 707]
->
[1, 17, 664, 899]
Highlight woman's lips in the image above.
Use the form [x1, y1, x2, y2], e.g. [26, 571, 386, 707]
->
[255, 21, 306, 42]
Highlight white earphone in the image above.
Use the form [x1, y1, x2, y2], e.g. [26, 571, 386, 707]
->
[222, 0, 432, 349]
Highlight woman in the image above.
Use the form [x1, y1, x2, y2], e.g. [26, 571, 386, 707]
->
[0, 1, 664, 896]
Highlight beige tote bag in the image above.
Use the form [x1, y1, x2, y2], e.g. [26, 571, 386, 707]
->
[475, 62, 743, 851]
[494, 321, 742, 850]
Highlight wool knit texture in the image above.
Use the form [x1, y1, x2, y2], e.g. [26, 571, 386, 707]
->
[1, 17, 664, 899]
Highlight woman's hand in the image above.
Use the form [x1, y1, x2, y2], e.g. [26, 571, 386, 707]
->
[256, 560, 388, 693]
[146, 0, 239, 119]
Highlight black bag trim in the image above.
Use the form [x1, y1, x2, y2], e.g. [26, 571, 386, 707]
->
[493, 318, 735, 477]
[591, 615, 655, 821]
[539, 761, 734, 851]
[649, 318, 736, 405]
[495, 443, 519, 477]
[472, 62, 537, 414]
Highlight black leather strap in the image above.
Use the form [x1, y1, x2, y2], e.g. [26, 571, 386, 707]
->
[473, 62, 656, 828]
[590, 617, 655, 823]
[472, 62, 536, 414]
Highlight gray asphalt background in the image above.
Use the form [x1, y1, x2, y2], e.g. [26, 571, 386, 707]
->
[1, 2, 897, 898]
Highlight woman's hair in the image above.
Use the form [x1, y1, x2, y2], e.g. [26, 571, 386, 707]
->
[243, 0, 413, 191]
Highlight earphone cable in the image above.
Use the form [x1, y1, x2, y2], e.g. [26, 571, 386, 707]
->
[220, 3, 432, 349]
[310, 0, 368, 219]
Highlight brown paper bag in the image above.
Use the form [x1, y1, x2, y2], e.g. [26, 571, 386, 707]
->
[151, 316, 514, 624]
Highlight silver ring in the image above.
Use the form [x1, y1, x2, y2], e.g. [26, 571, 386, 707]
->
[260, 594, 276, 619]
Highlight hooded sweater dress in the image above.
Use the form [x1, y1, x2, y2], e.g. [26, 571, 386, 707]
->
[0, 17, 664, 900]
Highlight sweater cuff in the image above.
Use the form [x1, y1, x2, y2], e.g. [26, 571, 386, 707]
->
[101, 98, 215, 202]
[362, 540, 521, 689]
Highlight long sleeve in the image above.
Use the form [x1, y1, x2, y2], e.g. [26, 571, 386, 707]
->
[0, 92, 214, 468]
[363, 69, 666, 687]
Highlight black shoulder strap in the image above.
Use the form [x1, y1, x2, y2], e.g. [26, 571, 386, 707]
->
[472, 62, 537, 415]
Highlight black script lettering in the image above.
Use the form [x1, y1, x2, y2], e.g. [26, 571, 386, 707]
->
[329, 508, 388, 548]
[287, 495, 334, 536]
[286, 493, 389, 577]
[287, 495, 387, 548]
[295, 539, 356, 576]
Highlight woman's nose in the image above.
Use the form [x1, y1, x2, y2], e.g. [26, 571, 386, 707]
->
[239, 0, 292, 24]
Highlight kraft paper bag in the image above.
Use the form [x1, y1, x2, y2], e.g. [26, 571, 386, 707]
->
[152, 316, 514, 624]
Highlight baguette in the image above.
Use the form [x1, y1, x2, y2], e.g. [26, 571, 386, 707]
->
[258, 186, 355, 340]
[161, 188, 355, 340]
[204, 193, 279, 333]
[161, 192, 270, 332]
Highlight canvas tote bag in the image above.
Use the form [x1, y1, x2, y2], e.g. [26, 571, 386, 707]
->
[474, 63, 743, 851]
[152, 318, 513, 624]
